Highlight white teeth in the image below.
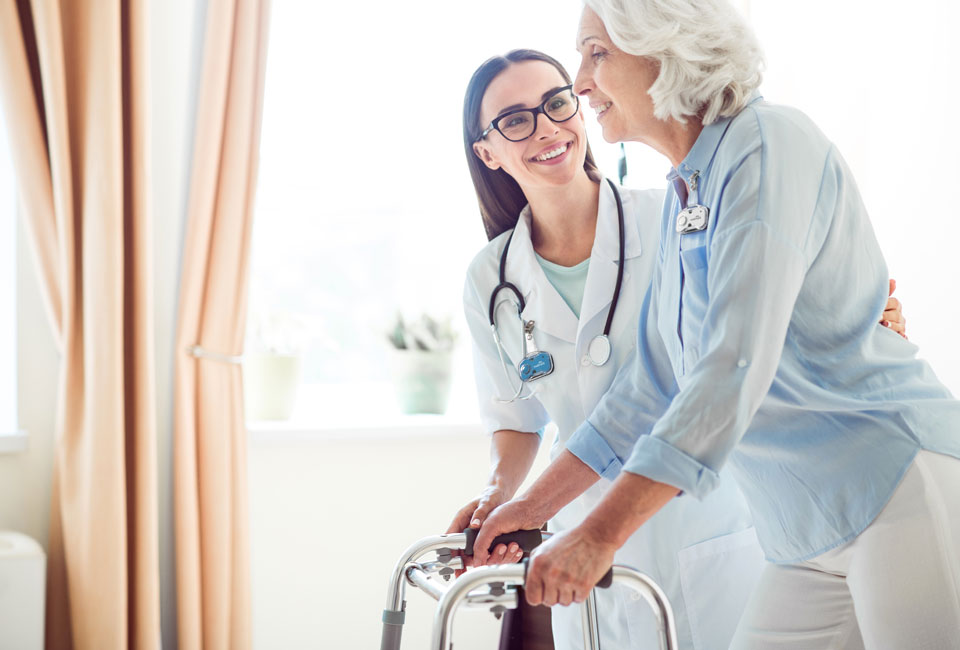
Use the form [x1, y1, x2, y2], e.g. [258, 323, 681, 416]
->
[535, 144, 568, 161]
[595, 102, 612, 116]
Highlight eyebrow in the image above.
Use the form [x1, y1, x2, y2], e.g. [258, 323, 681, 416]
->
[495, 86, 566, 117]
[577, 35, 600, 51]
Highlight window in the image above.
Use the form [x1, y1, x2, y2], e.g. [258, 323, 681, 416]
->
[0, 102, 20, 446]
[746, 0, 960, 394]
[247, 1, 670, 424]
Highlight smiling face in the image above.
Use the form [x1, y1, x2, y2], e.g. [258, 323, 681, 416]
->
[573, 7, 660, 144]
[472, 60, 589, 191]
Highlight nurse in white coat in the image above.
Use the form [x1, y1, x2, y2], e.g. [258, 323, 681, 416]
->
[450, 49, 904, 649]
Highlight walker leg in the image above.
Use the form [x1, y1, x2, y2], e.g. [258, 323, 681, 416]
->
[580, 589, 601, 650]
[380, 605, 406, 650]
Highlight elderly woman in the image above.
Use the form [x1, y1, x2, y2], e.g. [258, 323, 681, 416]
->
[454, 47, 907, 650]
[472, 1, 960, 647]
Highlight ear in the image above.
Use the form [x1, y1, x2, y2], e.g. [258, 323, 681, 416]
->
[473, 141, 502, 171]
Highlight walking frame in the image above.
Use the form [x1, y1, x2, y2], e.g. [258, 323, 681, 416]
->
[380, 529, 677, 650]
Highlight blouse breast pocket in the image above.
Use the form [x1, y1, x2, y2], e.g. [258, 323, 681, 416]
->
[677, 241, 709, 375]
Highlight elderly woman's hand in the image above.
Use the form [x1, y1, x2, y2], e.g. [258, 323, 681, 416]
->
[524, 525, 617, 607]
[882, 279, 907, 338]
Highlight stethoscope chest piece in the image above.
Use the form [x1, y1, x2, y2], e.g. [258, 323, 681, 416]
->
[587, 334, 612, 366]
[518, 319, 554, 382]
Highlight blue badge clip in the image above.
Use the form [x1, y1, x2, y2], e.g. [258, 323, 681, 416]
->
[518, 351, 554, 382]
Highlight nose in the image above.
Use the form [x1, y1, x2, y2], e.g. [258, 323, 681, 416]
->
[533, 111, 560, 140]
[573, 60, 592, 97]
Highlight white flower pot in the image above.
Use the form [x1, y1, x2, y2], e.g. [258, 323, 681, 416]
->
[244, 352, 302, 420]
[389, 349, 454, 415]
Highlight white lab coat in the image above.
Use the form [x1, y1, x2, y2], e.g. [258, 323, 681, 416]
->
[463, 180, 765, 650]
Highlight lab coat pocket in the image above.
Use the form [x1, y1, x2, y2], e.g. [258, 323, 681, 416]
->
[677, 527, 764, 650]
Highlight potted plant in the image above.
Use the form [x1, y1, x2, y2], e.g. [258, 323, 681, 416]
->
[386, 312, 457, 415]
[244, 311, 307, 420]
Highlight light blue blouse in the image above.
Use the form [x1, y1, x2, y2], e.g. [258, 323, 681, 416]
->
[566, 96, 960, 563]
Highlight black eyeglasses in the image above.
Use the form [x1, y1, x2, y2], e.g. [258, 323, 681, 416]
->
[476, 85, 579, 143]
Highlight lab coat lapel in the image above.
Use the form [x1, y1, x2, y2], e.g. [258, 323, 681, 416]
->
[504, 206, 579, 345]
[577, 180, 643, 345]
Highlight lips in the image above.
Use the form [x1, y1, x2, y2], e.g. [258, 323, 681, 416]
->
[529, 140, 573, 163]
[534, 143, 567, 161]
[593, 101, 612, 118]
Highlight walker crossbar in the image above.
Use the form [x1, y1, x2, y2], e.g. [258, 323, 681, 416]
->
[380, 532, 677, 650]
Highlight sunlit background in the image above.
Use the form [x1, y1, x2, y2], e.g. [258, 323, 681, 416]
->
[2, 2, 957, 648]
[248, 0, 960, 428]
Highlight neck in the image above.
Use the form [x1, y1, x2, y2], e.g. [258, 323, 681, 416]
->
[636, 117, 704, 169]
[523, 171, 600, 266]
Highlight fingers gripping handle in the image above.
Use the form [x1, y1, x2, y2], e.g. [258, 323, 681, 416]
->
[520, 558, 614, 590]
[463, 528, 614, 588]
[462, 527, 543, 556]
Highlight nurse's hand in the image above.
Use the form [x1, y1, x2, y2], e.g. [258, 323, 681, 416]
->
[446, 487, 525, 573]
[524, 525, 616, 607]
[882, 279, 907, 338]
[472, 497, 546, 567]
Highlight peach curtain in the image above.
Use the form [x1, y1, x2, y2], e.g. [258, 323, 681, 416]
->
[0, 1, 159, 649]
[173, 0, 271, 648]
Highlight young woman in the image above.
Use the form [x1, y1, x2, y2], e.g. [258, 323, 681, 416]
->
[450, 49, 906, 650]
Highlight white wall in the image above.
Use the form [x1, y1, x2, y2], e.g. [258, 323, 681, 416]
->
[248, 425, 555, 650]
[0, 221, 58, 546]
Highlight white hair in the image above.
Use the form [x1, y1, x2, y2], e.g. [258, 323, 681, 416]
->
[584, 0, 764, 125]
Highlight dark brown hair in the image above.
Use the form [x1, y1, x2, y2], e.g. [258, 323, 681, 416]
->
[463, 49, 602, 241]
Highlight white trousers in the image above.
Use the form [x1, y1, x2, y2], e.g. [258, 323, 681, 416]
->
[730, 450, 960, 650]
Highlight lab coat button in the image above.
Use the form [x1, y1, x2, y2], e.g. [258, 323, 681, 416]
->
[737, 359, 748, 368]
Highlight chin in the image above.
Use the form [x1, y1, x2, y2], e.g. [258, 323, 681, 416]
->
[541, 168, 579, 187]
[599, 122, 624, 144]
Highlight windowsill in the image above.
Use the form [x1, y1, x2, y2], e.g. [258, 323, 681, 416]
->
[0, 430, 27, 454]
[246, 381, 484, 442]
[247, 414, 484, 442]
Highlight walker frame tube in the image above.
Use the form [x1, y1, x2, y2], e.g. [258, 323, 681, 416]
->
[381, 531, 677, 650]
[580, 589, 601, 649]
[381, 533, 468, 650]
[428, 563, 677, 650]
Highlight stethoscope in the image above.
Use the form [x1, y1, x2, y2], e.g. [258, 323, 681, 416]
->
[488, 178, 626, 403]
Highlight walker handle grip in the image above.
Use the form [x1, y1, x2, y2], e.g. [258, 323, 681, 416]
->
[596, 567, 614, 589]
[462, 528, 542, 556]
